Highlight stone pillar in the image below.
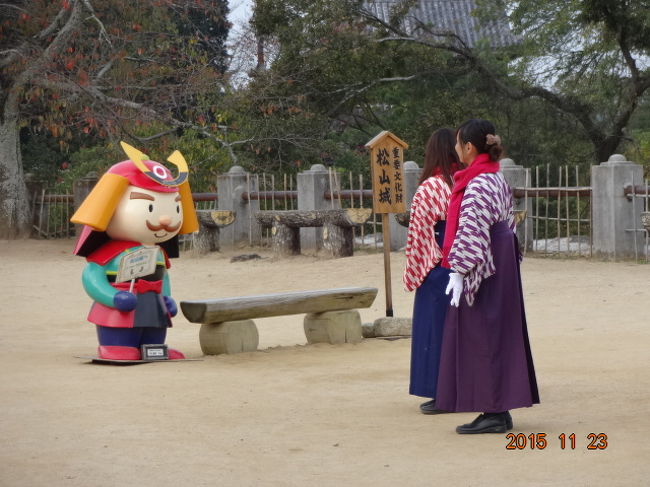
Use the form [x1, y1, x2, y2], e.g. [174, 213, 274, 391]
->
[591, 154, 644, 259]
[500, 158, 532, 249]
[72, 172, 98, 236]
[297, 164, 336, 252]
[217, 166, 259, 248]
[390, 161, 421, 250]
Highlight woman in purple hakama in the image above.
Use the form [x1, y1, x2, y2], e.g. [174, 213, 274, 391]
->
[436, 119, 540, 434]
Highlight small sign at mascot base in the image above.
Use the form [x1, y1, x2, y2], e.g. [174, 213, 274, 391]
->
[141, 344, 169, 361]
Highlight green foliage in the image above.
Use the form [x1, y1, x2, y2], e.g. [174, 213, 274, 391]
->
[625, 130, 650, 178]
[169, 131, 232, 192]
[21, 131, 70, 183]
[240, 0, 650, 174]
[4, 1, 230, 192]
[238, 0, 585, 174]
[57, 145, 119, 192]
[28, 127, 232, 194]
[579, 0, 650, 51]
[626, 95, 650, 176]
[8, 0, 650, 193]
[244, 0, 478, 171]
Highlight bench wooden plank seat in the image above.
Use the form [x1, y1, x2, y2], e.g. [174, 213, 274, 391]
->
[180, 287, 378, 355]
[181, 287, 377, 323]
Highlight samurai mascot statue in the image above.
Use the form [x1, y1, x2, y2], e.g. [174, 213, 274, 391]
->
[71, 142, 199, 361]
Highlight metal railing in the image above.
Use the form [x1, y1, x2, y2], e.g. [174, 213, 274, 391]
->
[31, 191, 74, 239]
[246, 170, 382, 250]
[514, 165, 593, 257]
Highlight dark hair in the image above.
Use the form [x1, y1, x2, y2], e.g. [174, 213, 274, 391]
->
[456, 118, 504, 162]
[418, 128, 460, 187]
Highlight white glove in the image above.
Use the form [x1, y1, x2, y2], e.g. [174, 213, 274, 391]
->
[445, 272, 464, 307]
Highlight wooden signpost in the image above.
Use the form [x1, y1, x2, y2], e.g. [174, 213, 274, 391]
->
[365, 131, 408, 317]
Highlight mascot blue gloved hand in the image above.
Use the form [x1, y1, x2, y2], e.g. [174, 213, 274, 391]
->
[163, 296, 178, 317]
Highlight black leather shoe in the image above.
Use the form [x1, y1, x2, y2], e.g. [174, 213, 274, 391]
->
[504, 411, 513, 430]
[419, 399, 449, 415]
[456, 413, 508, 434]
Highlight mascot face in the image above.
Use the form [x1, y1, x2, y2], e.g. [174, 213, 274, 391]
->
[106, 186, 183, 245]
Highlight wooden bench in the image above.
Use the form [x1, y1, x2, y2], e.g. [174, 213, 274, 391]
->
[180, 287, 378, 355]
[255, 208, 372, 257]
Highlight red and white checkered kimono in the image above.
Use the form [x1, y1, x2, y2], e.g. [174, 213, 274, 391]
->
[403, 175, 451, 291]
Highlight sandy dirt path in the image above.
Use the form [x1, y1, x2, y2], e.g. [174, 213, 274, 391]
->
[0, 239, 648, 486]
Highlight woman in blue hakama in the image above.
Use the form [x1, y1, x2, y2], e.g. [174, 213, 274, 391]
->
[403, 129, 460, 414]
[408, 221, 450, 400]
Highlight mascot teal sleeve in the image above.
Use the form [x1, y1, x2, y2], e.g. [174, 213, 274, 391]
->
[82, 262, 118, 308]
[163, 272, 171, 296]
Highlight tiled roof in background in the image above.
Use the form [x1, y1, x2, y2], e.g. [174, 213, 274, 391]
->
[364, 0, 519, 48]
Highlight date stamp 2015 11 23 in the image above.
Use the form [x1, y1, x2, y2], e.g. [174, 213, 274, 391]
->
[505, 433, 608, 450]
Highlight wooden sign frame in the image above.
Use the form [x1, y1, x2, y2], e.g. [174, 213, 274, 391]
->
[366, 131, 408, 214]
[365, 131, 409, 317]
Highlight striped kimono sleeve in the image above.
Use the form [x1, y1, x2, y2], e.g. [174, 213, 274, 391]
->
[448, 173, 512, 305]
[403, 177, 450, 292]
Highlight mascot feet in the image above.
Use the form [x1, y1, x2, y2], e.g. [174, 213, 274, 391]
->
[98, 345, 141, 360]
[168, 348, 185, 360]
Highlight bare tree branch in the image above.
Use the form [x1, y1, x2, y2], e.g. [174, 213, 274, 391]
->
[3, 2, 85, 122]
[36, 4, 69, 40]
[0, 3, 28, 13]
[363, 10, 608, 150]
[79, 0, 113, 47]
[0, 49, 23, 69]
[617, 29, 640, 84]
[95, 60, 114, 80]
[326, 72, 435, 116]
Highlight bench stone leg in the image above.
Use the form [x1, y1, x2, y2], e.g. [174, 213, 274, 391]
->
[303, 310, 363, 345]
[199, 320, 259, 355]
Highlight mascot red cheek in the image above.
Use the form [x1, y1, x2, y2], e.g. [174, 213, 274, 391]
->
[71, 142, 199, 361]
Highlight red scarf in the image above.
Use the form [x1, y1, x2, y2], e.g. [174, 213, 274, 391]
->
[441, 153, 500, 268]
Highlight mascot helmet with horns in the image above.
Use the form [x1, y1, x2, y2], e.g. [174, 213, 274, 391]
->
[71, 142, 199, 258]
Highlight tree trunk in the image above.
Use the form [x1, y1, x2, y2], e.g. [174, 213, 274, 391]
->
[596, 135, 624, 163]
[0, 120, 31, 238]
